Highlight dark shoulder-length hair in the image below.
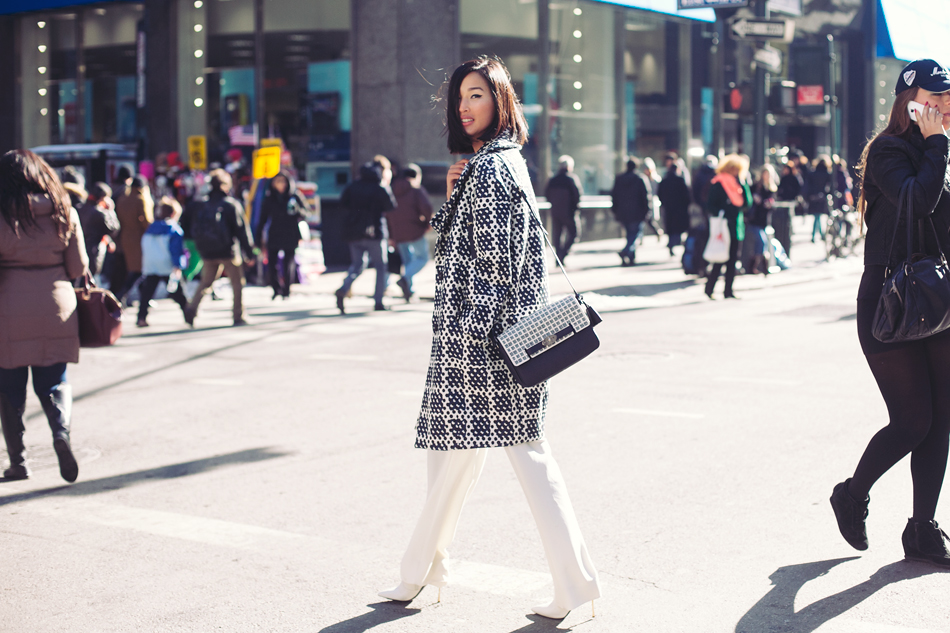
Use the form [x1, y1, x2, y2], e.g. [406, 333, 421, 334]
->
[445, 56, 529, 154]
[855, 87, 922, 221]
[0, 149, 72, 242]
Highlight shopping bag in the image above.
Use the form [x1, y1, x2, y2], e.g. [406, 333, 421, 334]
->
[703, 211, 730, 264]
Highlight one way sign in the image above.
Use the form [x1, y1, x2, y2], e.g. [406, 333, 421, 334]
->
[730, 18, 795, 42]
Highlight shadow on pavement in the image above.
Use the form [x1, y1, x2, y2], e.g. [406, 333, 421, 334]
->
[735, 557, 946, 633]
[318, 602, 421, 632]
[590, 280, 699, 298]
[0, 447, 288, 506]
[508, 613, 594, 632]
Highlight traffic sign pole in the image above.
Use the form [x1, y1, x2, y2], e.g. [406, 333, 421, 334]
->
[752, 0, 768, 170]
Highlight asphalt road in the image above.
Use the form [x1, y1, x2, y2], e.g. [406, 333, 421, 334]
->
[3, 219, 949, 633]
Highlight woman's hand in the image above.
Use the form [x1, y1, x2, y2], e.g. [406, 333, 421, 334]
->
[446, 159, 469, 200]
[918, 102, 948, 139]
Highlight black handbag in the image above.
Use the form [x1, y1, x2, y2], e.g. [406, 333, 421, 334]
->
[490, 202, 601, 388]
[871, 181, 950, 343]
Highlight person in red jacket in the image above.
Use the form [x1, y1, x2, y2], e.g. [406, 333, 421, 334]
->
[386, 164, 433, 302]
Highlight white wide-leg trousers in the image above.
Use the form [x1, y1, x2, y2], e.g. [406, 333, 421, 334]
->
[398, 439, 601, 611]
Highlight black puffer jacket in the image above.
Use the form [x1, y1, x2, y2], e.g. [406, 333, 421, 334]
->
[256, 172, 308, 250]
[863, 128, 950, 269]
[611, 169, 651, 225]
[340, 164, 395, 241]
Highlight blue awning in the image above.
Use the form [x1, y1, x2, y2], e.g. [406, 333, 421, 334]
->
[591, 0, 716, 23]
[877, 0, 950, 63]
[0, 0, 134, 16]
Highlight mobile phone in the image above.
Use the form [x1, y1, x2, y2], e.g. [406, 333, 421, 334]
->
[908, 100, 925, 122]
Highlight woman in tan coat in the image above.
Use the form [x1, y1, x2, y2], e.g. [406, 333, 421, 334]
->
[114, 175, 153, 302]
[0, 150, 88, 482]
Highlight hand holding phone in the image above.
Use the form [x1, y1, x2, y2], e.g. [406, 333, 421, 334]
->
[908, 100, 925, 122]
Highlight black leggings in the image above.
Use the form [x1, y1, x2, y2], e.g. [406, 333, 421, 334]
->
[267, 244, 297, 297]
[851, 266, 950, 520]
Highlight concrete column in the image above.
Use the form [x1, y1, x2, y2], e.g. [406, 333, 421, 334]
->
[144, 0, 178, 159]
[351, 0, 460, 172]
[0, 17, 17, 153]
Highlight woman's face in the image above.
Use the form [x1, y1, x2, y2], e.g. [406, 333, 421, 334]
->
[273, 176, 288, 194]
[915, 88, 950, 125]
[458, 72, 495, 141]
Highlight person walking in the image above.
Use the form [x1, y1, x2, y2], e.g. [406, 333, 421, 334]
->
[256, 170, 308, 300]
[76, 182, 118, 286]
[0, 149, 88, 482]
[137, 197, 188, 327]
[611, 156, 651, 266]
[334, 160, 395, 314]
[830, 59, 950, 566]
[704, 154, 751, 300]
[106, 165, 133, 293]
[658, 158, 691, 256]
[808, 155, 834, 242]
[114, 175, 154, 303]
[377, 56, 601, 620]
[386, 163, 433, 302]
[544, 155, 583, 261]
[749, 164, 778, 275]
[184, 169, 255, 327]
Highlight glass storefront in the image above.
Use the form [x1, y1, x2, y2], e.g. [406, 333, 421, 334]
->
[19, 3, 142, 148]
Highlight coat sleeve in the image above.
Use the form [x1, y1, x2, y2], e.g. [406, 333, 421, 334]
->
[65, 208, 89, 279]
[457, 157, 514, 341]
[868, 135, 950, 219]
[255, 197, 271, 245]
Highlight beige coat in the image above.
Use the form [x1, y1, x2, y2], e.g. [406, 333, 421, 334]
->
[116, 187, 153, 272]
[0, 196, 89, 369]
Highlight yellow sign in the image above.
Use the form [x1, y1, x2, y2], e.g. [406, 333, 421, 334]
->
[260, 137, 283, 148]
[187, 135, 207, 171]
[252, 146, 281, 179]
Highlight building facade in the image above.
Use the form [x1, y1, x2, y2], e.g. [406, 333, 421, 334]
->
[0, 0, 946, 194]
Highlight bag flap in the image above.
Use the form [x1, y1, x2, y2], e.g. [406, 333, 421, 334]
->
[495, 295, 591, 366]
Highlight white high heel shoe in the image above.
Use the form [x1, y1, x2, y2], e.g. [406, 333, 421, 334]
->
[531, 600, 595, 620]
[378, 582, 424, 602]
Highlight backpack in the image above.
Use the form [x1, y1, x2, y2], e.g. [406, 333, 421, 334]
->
[192, 198, 235, 258]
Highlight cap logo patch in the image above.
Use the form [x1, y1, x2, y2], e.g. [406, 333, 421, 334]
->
[904, 70, 917, 85]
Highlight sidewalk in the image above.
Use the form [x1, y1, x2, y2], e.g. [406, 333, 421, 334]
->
[286, 214, 864, 316]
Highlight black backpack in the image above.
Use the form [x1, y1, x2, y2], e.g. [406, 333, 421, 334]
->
[192, 198, 235, 259]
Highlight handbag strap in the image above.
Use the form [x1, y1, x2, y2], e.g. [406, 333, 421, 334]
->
[496, 153, 582, 298]
[886, 180, 949, 271]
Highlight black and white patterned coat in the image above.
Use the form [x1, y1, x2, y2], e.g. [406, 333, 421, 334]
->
[415, 136, 549, 450]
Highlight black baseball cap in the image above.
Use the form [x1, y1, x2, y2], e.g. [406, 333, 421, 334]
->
[896, 59, 950, 95]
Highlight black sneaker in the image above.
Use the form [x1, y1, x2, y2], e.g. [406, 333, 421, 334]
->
[396, 277, 412, 302]
[335, 289, 346, 315]
[902, 519, 950, 567]
[830, 479, 869, 550]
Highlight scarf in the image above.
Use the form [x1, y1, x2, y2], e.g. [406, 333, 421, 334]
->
[712, 172, 745, 207]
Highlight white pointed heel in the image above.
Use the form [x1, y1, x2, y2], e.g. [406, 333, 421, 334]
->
[531, 601, 570, 620]
[378, 582, 424, 602]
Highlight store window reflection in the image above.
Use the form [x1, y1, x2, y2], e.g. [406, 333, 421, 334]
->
[204, 0, 350, 172]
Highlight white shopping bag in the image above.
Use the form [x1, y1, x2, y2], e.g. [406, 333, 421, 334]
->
[703, 211, 731, 264]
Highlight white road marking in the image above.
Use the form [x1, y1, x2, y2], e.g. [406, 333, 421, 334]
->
[26, 500, 557, 596]
[394, 390, 423, 399]
[715, 376, 801, 386]
[812, 619, 948, 633]
[190, 378, 244, 386]
[613, 408, 705, 419]
[33, 499, 306, 551]
[310, 353, 378, 362]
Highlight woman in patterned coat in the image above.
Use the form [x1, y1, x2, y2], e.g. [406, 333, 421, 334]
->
[378, 57, 601, 621]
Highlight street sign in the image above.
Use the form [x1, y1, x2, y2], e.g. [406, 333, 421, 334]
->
[753, 46, 782, 72]
[252, 146, 281, 179]
[730, 18, 795, 42]
[260, 137, 283, 148]
[187, 135, 207, 171]
[797, 84, 825, 106]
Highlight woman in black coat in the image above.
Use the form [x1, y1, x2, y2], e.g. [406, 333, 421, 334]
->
[256, 170, 307, 299]
[830, 58, 950, 566]
[658, 159, 691, 256]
